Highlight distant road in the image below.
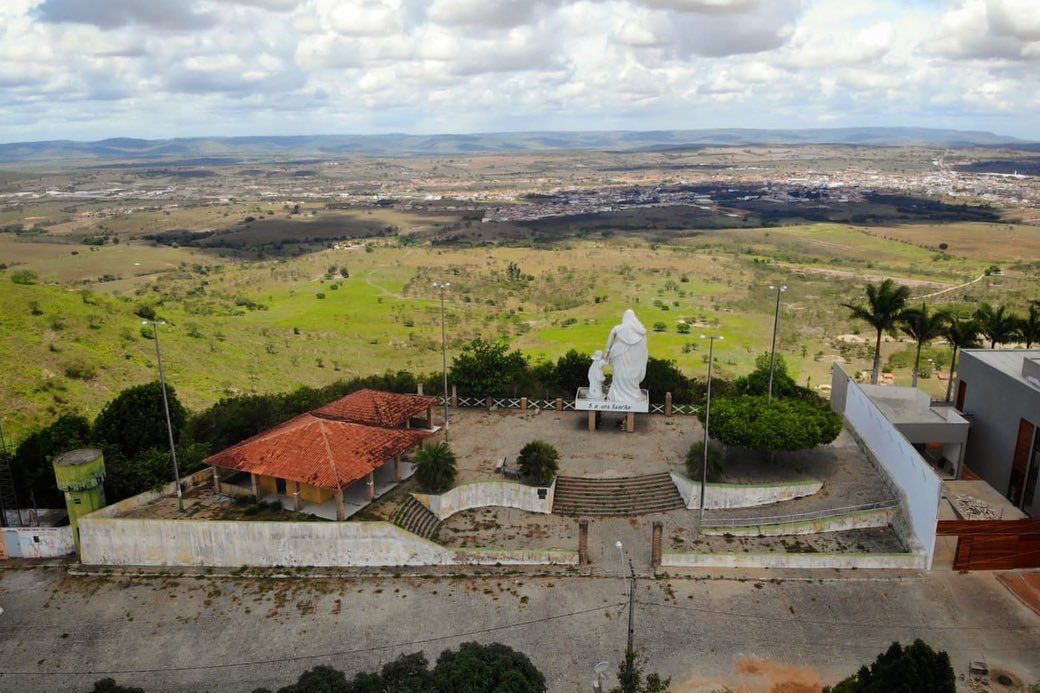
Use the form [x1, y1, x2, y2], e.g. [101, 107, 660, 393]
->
[916, 272, 987, 299]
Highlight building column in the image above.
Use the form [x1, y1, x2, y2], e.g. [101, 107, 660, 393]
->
[665, 392, 673, 417]
[367, 472, 376, 501]
[211, 466, 221, 494]
[451, 384, 458, 408]
[578, 519, 590, 566]
[394, 454, 402, 483]
[626, 413, 635, 433]
[651, 521, 663, 569]
[250, 473, 260, 501]
[426, 405, 433, 429]
[335, 488, 345, 521]
[417, 382, 424, 395]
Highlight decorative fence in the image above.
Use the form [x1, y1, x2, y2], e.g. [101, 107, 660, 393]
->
[437, 394, 700, 416]
[702, 498, 900, 529]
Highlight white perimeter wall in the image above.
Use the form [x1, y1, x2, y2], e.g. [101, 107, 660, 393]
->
[669, 473, 822, 510]
[78, 517, 576, 568]
[1, 526, 75, 558]
[415, 480, 555, 520]
[843, 379, 942, 567]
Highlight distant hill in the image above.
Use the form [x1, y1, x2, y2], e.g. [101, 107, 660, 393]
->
[0, 127, 1030, 163]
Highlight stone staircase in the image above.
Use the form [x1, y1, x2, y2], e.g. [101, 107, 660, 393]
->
[393, 496, 442, 540]
[552, 472, 685, 516]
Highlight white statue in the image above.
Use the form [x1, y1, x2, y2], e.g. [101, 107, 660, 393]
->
[587, 350, 607, 399]
[605, 309, 648, 406]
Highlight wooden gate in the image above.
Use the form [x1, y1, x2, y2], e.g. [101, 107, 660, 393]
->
[937, 520, 1040, 570]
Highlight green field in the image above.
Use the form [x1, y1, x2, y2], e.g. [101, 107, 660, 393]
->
[1, 208, 1038, 443]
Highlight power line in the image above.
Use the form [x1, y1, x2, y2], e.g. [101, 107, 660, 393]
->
[0, 601, 627, 677]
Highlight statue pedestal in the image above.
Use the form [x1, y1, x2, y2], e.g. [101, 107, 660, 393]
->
[575, 388, 649, 433]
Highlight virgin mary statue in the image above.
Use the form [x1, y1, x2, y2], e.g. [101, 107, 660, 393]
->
[605, 309, 648, 405]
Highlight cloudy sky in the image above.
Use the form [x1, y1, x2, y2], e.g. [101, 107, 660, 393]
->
[1, 0, 1038, 143]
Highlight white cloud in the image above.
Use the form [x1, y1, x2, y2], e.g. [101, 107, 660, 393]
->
[0, 0, 1038, 141]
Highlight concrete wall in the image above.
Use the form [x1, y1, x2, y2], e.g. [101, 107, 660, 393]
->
[830, 362, 851, 415]
[669, 473, 822, 510]
[415, 480, 555, 520]
[2, 526, 75, 558]
[843, 379, 942, 567]
[78, 517, 576, 568]
[702, 507, 898, 537]
[958, 350, 1040, 517]
[662, 550, 926, 570]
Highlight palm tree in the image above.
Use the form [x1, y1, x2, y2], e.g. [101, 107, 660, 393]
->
[413, 441, 457, 493]
[943, 316, 981, 402]
[973, 302, 1020, 348]
[843, 279, 912, 384]
[1019, 302, 1040, 349]
[898, 304, 949, 388]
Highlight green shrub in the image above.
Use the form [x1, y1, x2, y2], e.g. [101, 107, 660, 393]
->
[685, 440, 725, 482]
[517, 440, 559, 486]
[414, 442, 457, 493]
[10, 269, 37, 285]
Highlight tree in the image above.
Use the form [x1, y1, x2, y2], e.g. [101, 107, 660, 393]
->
[103, 441, 209, 502]
[432, 641, 547, 693]
[9, 414, 91, 507]
[643, 357, 696, 404]
[553, 349, 592, 397]
[824, 640, 955, 693]
[449, 338, 529, 396]
[413, 442, 457, 493]
[1021, 303, 1040, 349]
[652, 321, 667, 332]
[89, 679, 145, 693]
[898, 304, 949, 388]
[973, 302, 1020, 348]
[685, 440, 725, 482]
[709, 396, 843, 456]
[10, 269, 37, 285]
[610, 648, 670, 693]
[735, 352, 800, 399]
[843, 279, 912, 384]
[92, 381, 187, 461]
[516, 440, 559, 486]
[943, 316, 980, 402]
[275, 665, 349, 693]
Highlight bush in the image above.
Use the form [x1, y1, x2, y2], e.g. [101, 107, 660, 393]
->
[517, 440, 559, 486]
[10, 269, 37, 285]
[90, 679, 145, 693]
[92, 381, 187, 461]
[553, 349, 591, 397]
[449, 338, 529, 397]
[709, 396, 843, 455]
[824, 640, 954, 693]
[685, 440, 725, 482]
[652, 321, 667, 332]
[9, 414, 90, 507]
[413, 442, 457, 493]
[64, 360, 97, 380]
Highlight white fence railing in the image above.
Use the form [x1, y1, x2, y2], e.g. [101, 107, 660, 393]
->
[703, 499, 899, 528]
[439, 394, 701, 416]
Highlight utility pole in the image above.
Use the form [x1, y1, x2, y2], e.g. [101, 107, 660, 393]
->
[147, 320, 184, 513]
[626, 557, 636, 655]
[767, 285, 787, 403]
[699, 334, 722, 524]
[433, 282, 451, 443]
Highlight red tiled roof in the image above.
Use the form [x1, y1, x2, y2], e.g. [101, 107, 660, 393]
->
[204, 413, 430, 490]
[312, 389, 437, 429]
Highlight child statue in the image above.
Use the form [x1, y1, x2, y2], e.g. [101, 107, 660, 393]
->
[587, 350, 607, 399]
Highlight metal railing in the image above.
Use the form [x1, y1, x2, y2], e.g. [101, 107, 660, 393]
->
[702, 498, 900, 528]
[439, 394, 701, 416]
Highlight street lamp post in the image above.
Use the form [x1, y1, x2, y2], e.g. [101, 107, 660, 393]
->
[766, 285, 787, 403]
[144, 319, 184, 513]
[432, 282, 451, 443]
[699, 334, 723, 524]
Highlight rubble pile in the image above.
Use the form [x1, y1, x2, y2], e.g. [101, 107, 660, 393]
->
[954, 494, 1000, 520]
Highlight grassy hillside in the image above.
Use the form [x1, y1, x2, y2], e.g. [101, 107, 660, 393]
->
[1, 218, 1037, 444]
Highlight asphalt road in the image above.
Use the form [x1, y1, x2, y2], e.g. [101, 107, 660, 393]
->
[0, 567, 1038, 692]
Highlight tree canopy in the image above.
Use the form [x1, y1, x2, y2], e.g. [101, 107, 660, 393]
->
[843, 279, 912, 384]
[91, 381, 187, 461]
[413, 442, 457, 493]
[516, 440, 559, 486]
[9, 413, 90, 506]
[709, 396, 843, 454]
[449, 338, 529, 397]
[734, 352, 804, 399]
[824, 640, 955, 693]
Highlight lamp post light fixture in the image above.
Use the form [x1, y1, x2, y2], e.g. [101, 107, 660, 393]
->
[432, 281, 451, 443]
[767, 285, 788, 403]
[143, 319, 184, 513]
[699, 334, 723, 524]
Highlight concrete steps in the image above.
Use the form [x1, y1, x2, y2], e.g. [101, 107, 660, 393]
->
[552, 472, 685, 516]
[393, 496, 442, 540]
